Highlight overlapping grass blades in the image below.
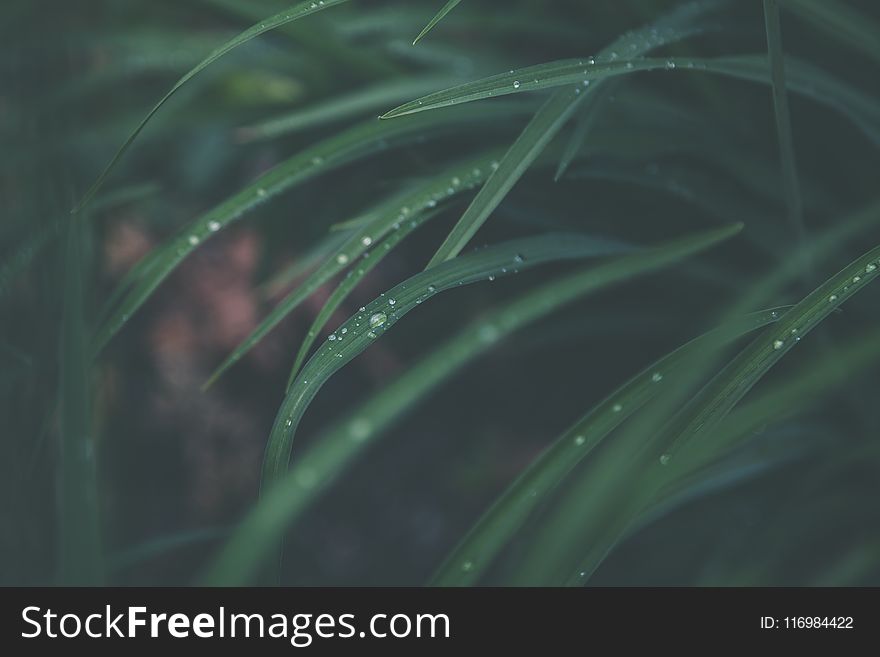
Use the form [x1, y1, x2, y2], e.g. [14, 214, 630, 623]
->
[260, 230, 706, 488]
[93, 104, 533, 354]
[431, 307, 786, 585]
[419, 0, 719, 264]
[201, 223, 741, 585]
[73, 0, 354, 215]
[510, 236, 880, 585]
[203, 149, 505, 388]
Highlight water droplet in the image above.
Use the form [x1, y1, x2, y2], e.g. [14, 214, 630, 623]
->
[427, 199, 437, 208]
[513, 80, 521, 89]
[866, 263, 877, 273]
[451, 176, 461, 186]
[328, 334, 336, 341]
[853, 275, 861, 283]
[513, 253, 524, 263]
[336, 253, 349, 265]
[311, 156, 323, 166]
[208, 220, 221, 232]
[367, 331, 377, 339]
[388, 298, 396, 306]
[659, 453, 671, 465]
[188, 235, 199, 246]
[612, 403, 623, 413]
[369, 312, 387, 329]
[461, 561, 474, 572]
[625, 62, 634, 69]
[652, 372, 663, 382]
[829, 294, 838, 302]
[665, 59, 676, 69]
[773, 339, 784, 350]
[341, 328, 348, 335]
[488, 275, 495, 281]
[257, 188, 267, 197]
[574, 435, 586, 446]
[361, 236, 373, 247]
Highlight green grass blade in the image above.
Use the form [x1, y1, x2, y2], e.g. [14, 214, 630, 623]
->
[413, 0, 463, 45]
[58, 212, 103, 585]
[379, 55, 880, 145]
[287, 208, 441, 385]
[431, 305, 780, 585]
[779, 0, 880, 65]
[92, 104, 531, 354]
[72, 0, 352, 215]
[763, 0, 806, 257]
[200, 224, 740, 585]
[426, 88, 587, 266]
[203, 151, 503, 388]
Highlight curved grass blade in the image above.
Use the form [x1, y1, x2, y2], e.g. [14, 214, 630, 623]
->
[287, 208, 442, 385]
[93, 104, 531, 354]
[203, 150, 504, 388]
[379, 55, 880, 144]
[423, 0, 718, 264]
[763, 0, 807, 261]
[413, 0, 463, 45]
[72, 0, 352, 215]
[200, 224, 741, 585]
[431, 305, 782, 585]
[779, 0, 880, 65]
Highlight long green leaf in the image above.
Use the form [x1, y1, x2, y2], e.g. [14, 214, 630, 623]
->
[413, 0, 463, 45]
[200, 223, 741, 585]
[72, 0, 353, 214]
[379, 55, 880, 144]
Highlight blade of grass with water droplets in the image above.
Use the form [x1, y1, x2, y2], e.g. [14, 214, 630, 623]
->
[413, 0, 463, 45]
[287, 208, 442, 384]
[203, 151, 503, 388]
[199, 224, 740, 585]
[93, 105, 530, 354]
[72, 0, 353, 215]
[379, 55, 880, 144]
[432, 305, 780, 585]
